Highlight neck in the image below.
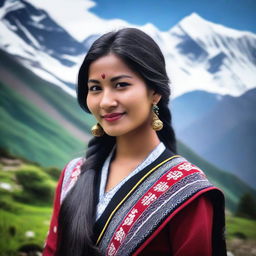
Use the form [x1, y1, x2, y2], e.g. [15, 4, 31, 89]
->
[115, 127, 161, 161]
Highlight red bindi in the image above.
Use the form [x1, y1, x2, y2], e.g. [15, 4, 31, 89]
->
[101, 73, 106, 79]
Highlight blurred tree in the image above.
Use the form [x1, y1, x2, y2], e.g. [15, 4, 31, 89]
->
[15, 166, 55, 204]
[44, 166, 61, 181]
[236, 193, 256, 219]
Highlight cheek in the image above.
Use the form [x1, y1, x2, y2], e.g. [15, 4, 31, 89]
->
[86, 96, 97, 115]
[86, 96, 91, 111]
[129, 98, 151, 120]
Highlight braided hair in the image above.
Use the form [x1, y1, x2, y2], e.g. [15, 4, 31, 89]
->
[57, 28, 176, 255]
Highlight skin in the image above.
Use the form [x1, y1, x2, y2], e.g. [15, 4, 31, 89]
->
[87, 54, 162, 192]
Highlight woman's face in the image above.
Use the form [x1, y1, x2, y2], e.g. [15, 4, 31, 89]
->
[86, 54, 161, 137]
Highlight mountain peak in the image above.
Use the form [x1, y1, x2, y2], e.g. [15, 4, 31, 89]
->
[175, 12, 213, 38]
[176, 12, 255, 38]
[0, 0, 25, 19]
[140, 22, 160, 35]
[183, 12, 207, 23]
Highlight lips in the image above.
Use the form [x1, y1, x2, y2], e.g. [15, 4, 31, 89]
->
[102, 112, 125, 122]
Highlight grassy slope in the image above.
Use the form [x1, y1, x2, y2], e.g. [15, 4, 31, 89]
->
[0, 160, 53, 255]
[0, 49, 95, 133]
[178, 141, 256, 212]
[226, 215, 256, 239]
[0, 81, 85, 168]
[0, 205, 52, 255]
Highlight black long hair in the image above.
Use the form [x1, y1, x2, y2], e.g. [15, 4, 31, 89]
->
[57, 28, 176, 256]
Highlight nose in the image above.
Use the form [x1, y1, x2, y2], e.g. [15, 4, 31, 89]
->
[100, 88, 118, 110]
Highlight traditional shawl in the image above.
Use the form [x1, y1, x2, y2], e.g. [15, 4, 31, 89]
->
[60, 149, 226, 256]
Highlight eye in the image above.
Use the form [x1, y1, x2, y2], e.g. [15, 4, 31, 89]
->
[88, 85, 102, 92]
[115, 82, 130, 88]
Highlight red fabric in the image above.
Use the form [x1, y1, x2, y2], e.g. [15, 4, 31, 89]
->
[43, 167, 214, 256]
[138, 195, 213, 256]
[43, 166, 66, 256]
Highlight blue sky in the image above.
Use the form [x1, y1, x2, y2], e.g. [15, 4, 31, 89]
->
[91, 0, 256, 33]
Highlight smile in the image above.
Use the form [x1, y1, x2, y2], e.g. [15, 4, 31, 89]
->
[102, 112, 125, 122]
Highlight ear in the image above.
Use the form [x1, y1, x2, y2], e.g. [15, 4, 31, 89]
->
[152, 92, 162, 105]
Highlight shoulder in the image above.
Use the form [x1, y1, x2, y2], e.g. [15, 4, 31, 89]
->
[60, 157, 85, 203]
[165, 156, 225, 202]
[172, 156, 225, 203]
[166, 155, 206, 179]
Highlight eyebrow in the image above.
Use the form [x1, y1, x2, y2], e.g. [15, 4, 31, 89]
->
[88, 75, 133, 84]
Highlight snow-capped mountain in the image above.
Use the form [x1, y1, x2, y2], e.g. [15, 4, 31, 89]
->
[0, 0, 89, 95]
[0, 0, 255, 98]
[159, 13, 256, 97]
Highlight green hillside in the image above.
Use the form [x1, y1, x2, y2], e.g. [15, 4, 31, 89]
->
[177, 141, 256, 212]
[0, 154, 55, 255]
[0, 49, 95, 133]
[0, 81, 85, 168]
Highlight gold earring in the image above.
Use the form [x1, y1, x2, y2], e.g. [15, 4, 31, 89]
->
[152, 103, 163, 131]
[91, 123, 104, 137]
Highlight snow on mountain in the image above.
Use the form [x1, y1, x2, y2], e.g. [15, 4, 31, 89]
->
[25, 0, 131, 41]
[0, 0, 89, 95]
[162, 13, 256, 97]
[141, 12, 256, 98]
[0, 0, 255, 99]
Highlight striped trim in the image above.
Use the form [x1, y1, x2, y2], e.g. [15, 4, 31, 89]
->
[96, 155, 180, 245]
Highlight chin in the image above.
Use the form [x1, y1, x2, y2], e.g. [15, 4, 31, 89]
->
[103, 126, 132, 137]
[104, 130, 124, 137]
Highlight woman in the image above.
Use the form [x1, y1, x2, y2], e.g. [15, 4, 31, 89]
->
[43, 28, 226, 256]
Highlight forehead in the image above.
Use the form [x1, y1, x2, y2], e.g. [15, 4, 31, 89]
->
[88, 54, 134, 77]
